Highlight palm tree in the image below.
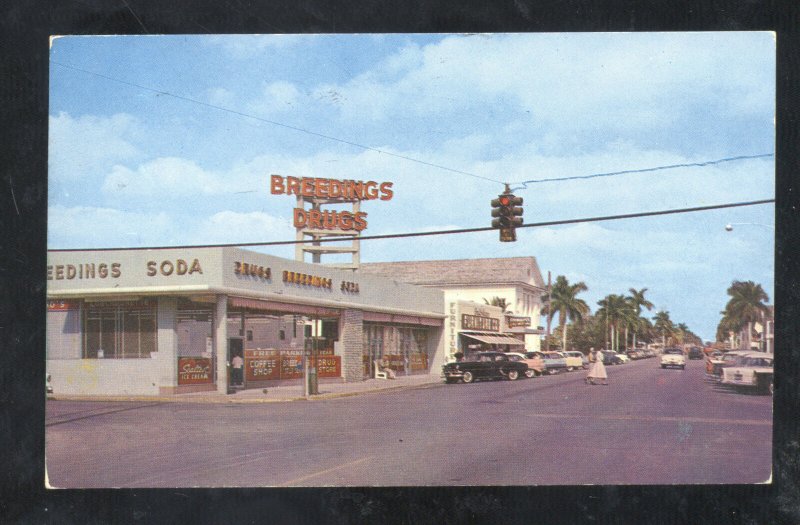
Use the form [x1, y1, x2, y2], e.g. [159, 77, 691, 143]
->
[483, 296, 510, 313]
[723, 280, 769, 350]
[541, 276, 589, 352]
[628, 288, 654, 350]
[596, 294, 629, 351]
[653, 310, 674, 349]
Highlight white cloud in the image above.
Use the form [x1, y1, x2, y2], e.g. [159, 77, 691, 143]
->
[101, 157, 228, 197]
[49, 112, 141, 182]
[249, 81, 303, 114]
[205, 34, 314, 59]
[48, 205, 176, 248]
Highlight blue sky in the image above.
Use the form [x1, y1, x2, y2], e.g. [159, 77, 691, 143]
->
[48, 33, 775, 341]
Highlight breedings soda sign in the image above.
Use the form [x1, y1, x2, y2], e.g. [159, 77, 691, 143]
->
[270, 174, 393, 232]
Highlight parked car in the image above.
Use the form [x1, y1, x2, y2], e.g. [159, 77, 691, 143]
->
[601, 350, 624, 365]
[442, 351, 528, 384]
[688, 347, 704, 360]
[626, 349, 642, 360]
[719, 352, 773, 394]
[506, 352, 545, 378]
[529, 351, 568, 374]
[563, 351, 589, 370]
[615, 352, 631, 364]
[706, 350, 751, 380]
[660, 347, 686, 369]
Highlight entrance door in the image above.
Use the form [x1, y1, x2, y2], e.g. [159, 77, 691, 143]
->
[228, 337, 244, 388]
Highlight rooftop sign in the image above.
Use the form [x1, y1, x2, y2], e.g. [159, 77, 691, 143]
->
[270, 174, 394, 232]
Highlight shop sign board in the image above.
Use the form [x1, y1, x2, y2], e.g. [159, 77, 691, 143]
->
[245, 349, 280, 381]
[462, 313, 500, 332]
[178, 357, 213, 385]
[506, 316, 532, 328]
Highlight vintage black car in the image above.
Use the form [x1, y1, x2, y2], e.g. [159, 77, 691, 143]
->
[442, 351, 529, 384]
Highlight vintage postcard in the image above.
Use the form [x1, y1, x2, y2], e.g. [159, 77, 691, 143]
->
[45, 33, 774, 487]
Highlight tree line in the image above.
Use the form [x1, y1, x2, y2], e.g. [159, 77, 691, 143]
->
[531, 277, 768, 354]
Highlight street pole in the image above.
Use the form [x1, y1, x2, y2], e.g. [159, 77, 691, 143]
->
[545, 271, 552, 352]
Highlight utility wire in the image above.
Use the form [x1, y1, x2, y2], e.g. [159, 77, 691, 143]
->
[51, 61, 504, 184]
[53, 61, 774, 190]
[510, 153, 774, 190]
[49, 198, 774, 252]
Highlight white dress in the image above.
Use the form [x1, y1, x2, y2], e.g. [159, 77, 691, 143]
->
[587, 353, 607, 380]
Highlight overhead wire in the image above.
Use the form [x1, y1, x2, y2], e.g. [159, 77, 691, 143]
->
[53, 61, 775, 191]
[49, 198, 774, 252]
[51, 61, 504, 184]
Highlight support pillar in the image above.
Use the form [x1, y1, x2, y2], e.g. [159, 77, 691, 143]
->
[156, 297, 178, 394]
[340, 309, 363, 382]
[215, 294, 229, 394]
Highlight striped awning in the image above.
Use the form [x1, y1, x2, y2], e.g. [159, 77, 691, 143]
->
[462, 332, 525, 345]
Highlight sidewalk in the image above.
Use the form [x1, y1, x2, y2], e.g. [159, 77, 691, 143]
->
[50, 373, 445, 404]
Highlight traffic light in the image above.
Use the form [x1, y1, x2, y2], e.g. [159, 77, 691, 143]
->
[491, 188, 523, 242]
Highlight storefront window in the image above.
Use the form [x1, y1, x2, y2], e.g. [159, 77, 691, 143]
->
[83, 300, 157, 358]
[177, 300, 214, 357]
[363, 324, 430, 374]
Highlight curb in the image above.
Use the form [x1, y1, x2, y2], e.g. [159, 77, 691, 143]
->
[48, 380, 444, 405]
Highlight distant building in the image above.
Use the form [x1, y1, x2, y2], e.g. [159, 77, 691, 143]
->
[359, 256, 546, 360]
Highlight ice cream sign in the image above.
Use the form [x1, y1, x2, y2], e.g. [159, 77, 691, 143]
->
[270, 174, 394, 232]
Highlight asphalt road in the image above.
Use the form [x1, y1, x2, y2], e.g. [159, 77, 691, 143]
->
[45, 356, 772, 487]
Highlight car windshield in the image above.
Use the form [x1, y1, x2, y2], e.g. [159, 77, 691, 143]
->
[665, 349, 683, 355]
[744, 357, 773, 367]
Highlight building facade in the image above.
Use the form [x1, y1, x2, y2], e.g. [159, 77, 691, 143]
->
[46, 247, 444, 396]
[358, 257, 546, 361]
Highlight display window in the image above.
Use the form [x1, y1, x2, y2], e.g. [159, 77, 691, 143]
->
[83, 300, 157, 358]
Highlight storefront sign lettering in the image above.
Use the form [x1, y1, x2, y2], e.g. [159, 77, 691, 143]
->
[462, 314, 500, 332]
[234, 261, 271, 280]
[340, 281, 359, 293]
[47, 263, 121, 280]
[282, 270, 333, 289]
[47, 300, 80, 310]
[147, 259, 203, 277]
[270, 174, 394, 232]
[178, 357, 213, 385]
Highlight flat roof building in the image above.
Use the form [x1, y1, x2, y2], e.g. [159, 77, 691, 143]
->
[46, 247, 445, 396]
[359, 257, 547, 359]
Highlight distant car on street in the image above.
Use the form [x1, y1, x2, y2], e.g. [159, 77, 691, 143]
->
[442, 351, 528, 384]
[506, 352, 545, 378]
[688, 347, 704, 360]
[660, 347, 686, 369]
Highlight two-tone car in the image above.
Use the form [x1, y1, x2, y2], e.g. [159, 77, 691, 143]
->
[442, 351, 529, 384]
[562, 351, 588, 370]
[601, 350, 624, 366]
[706, 350, 750, 380]
[720, 352, 774, 394]
[535, 351, 569, 374]
[660, 347, 686, 369]
[506, 352, 545, 378]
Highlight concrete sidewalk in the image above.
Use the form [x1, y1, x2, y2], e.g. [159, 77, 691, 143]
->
[49, 373, 445, 404]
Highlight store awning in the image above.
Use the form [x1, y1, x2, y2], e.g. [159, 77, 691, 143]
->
[462, 333, 525, 345]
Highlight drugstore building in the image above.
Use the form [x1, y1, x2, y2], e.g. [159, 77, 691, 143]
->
[46, 247, 445, 396]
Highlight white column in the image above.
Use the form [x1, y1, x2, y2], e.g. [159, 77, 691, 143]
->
[215, 294, 229, 394]
[156, 297, 178, 392]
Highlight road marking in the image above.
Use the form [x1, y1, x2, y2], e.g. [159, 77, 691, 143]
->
[528, 412, 772, 426]
[278, 455, 374, 486]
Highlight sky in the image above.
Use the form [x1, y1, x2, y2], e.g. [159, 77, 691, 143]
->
[48, 32, 775, 341]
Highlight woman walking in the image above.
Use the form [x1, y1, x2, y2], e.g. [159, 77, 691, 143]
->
[585, 348, 608, 385]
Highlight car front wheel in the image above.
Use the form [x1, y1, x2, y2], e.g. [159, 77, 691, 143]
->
[462, 371, 474, 384]
[507, 369, 519, 381]
[525, 369, 535, 378]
